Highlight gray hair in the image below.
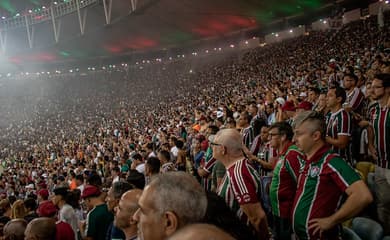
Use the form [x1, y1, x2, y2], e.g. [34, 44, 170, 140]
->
[215, 129, 243, 153]
[149, 172, 207, 228]
[294, 111, 326, 139]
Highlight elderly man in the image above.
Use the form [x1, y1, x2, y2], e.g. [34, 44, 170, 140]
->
[133, 172, 207, 240]
[213, 128, 269, 239]
[292, 111, 373, 239]
[114, 189, 142, 240]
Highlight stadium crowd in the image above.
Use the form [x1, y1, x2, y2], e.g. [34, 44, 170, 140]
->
[0, 10, 389, 240]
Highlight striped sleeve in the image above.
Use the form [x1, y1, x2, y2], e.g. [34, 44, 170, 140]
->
[338, 111, 351, 136]
[327, 157, 361, 192]
[284, 150, 304, 183]
[229, 161, 259, 205]
[349, 89, 364, 112]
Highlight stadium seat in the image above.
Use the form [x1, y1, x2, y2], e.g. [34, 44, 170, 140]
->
[352, 217, 383, 240]
[382, 237, 390, 240]
[355, 162, 375, 182]
[343, 227, 362, 240]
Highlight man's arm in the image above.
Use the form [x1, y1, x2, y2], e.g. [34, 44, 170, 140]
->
[325, 135, 349, 149]
[308, 180, 373, 235]
[241, 202, 270, 240]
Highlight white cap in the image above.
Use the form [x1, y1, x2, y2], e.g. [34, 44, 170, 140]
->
[275, 97, 285, 106]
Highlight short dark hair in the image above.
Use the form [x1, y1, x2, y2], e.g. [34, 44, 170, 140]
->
[112, 181, 133, 199]
[375, 73, 390, 88]
[208, 125, 220, 135]
[329, 86, 346, 104]
[344, 73, 358, 85]
[23, 198, 37, 211]
[146, 157, 161, 175]
[269, 121, 294, 141]
[309, 87, 321, 96]
[158, 150, 170, 161]
[126, 170, 145, 190]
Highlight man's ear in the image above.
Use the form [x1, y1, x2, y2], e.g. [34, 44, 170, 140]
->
[163, 211, 178, 237]
[312, 130, 322, 142]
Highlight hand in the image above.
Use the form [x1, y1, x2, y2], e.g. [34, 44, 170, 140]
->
[308, 217, 335, 237]
[368, 144, 378, 161]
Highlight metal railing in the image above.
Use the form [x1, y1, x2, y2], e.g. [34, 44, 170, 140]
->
[0, 0, 98, 31]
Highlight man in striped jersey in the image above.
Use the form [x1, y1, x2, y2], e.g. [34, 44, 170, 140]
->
[214, 129, 270, 239]
[325, 86, 353, 164]
[238, 111, 255, 149]
[368, 73, 390, 233]
[292, 111, 372, 240]
[268, 122, 305, 240]
[343, 73, 365, 114]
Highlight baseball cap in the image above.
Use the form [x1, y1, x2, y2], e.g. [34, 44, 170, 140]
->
[37, 189, 49, 199]
[281, 101, 296, 112]
[37, 201, 57, 217]
[81, 185, 101, 199]
[297, 101, 313, 111]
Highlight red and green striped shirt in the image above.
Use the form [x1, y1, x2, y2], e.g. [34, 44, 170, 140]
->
[292, 145, 360, 240]
[270, 144, 305, 219]
[325, 108, 352, 164]
[217, 158, 261, 225]
[369, 103, 390, 169]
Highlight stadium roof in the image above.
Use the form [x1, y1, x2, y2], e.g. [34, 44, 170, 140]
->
[0, 0, 372, 67]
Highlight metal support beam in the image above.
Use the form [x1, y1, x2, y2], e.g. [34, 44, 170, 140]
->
[103, 0, 113, 25]
[0, 31, 6, 52]
[25, 15, 35, 48]
[76, 0, 88, 35]
[51, 7, 62, 43]
[130, 0, 137, 12]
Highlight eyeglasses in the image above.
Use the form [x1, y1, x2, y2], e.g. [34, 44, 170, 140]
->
[210, 142, 222, 146]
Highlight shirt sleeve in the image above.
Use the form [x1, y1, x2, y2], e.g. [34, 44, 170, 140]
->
[327, 157, 361, 192]
[86, 211, 97, 237]
[338, 111, 351, 136]
[229, 162, 259, 205]
[285, 150, 304, 183]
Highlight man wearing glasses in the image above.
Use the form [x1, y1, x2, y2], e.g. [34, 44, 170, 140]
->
[268, 122, 305, 240]
[292, 111, 372, 239]
[214, 129, 270, 239]
[368, 73, 390, 234]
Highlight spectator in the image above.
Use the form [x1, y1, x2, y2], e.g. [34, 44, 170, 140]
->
[24, 217, 57, 240]
[133, 172, 207, 240]
[80, 185, 113, 240]
[368, 73, 390, 234]
[36, 201, 75, 240]
[52, 187, 79, 239]
[114, 189, 142, 240]
[213, 129, 269, 239]
[325, 86, 353, 164]
[3, 218, 27, 240]
[292, 111, 372, 239]
[105, 180, 133, 240]
[268, 122, 305, 240]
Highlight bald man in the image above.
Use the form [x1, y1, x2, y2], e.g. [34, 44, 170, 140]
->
[24, 217, 56, 240]
[114, 189, 143, 240]
[212, 129, 269, 239]
[168, 224, 235, 240]
[3, 218, 27, 240]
